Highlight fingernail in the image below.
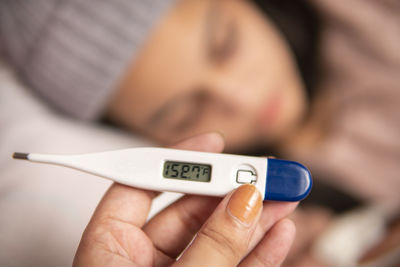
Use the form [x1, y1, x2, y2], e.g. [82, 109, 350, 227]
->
[227, 184, 262, 225]
[209, 130, 225, 139]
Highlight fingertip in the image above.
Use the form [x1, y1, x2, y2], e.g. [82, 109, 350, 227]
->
[214, 131, 226, 147]
[204, 131, 225, 152]
[172, 132, 225, 152]
[261, 201, 298, 224]
[278, 218, 296, 239]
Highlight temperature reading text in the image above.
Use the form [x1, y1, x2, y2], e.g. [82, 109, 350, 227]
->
[163, 161, 211, 182]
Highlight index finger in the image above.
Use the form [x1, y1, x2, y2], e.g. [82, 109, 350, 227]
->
[90, 184, 157, 228]
[89, 132, 225, 228]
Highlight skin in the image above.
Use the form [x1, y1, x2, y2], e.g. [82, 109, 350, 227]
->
[107, 0, 308, 152]
[78, 0, 321, 265]
[73, 133, 298, 267]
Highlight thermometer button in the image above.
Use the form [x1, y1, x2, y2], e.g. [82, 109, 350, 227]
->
[236, 169, 257, 184]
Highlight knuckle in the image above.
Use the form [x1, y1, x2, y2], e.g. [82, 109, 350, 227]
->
[254, 249, 275, 267]
[199, 224, 248, 261]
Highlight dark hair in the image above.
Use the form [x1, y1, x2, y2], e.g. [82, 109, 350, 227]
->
[252, 0, 320, 98]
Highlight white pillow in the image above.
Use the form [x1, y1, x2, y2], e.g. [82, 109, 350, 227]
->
[0, 61, 182, 267]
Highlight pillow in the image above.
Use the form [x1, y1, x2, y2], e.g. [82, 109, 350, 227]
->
[0, 61, 182, 267]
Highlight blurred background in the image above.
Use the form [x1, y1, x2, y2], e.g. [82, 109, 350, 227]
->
[1, 0, 399, 266]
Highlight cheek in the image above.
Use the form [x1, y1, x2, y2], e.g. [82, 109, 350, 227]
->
[237, 18, 306, 134]
[181, 110, 259, 151]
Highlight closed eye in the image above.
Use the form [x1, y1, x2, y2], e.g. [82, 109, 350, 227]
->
[206, 2, 238, 65]
[209, 20, 238, 65]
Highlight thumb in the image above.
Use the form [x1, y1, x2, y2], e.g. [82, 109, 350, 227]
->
[174, 184, 262, 267]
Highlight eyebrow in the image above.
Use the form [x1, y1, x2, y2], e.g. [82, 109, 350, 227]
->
[205, 1, 222, 56]
[147, 2, 220, 129]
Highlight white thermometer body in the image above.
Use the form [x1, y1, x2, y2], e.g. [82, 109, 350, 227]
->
[13, 147, 312, 201]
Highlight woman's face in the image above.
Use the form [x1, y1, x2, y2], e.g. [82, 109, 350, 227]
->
[108, 0, 307, 152]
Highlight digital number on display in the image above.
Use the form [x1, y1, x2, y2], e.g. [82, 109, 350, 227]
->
[163, 161, 211, 182]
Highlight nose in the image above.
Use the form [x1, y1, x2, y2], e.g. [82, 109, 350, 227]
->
[203, 71, 258, 114]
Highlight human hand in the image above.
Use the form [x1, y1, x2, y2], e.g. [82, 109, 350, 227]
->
[73, 132, 297, 267]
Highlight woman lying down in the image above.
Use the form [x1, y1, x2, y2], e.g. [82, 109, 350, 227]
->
[1, 0, 399, 266]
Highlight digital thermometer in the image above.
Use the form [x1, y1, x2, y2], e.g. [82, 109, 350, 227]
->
[12, 147, 312, 201]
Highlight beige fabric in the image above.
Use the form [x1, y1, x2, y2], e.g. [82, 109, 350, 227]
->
[0, 0, 175, 120]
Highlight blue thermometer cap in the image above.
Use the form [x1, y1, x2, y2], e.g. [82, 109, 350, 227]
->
[264, 159, 312, 201]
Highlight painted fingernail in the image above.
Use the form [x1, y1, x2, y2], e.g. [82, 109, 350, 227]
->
[227, 184, 262, 225]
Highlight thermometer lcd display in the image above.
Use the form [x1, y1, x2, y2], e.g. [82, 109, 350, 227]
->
[163, 161, 211, 182]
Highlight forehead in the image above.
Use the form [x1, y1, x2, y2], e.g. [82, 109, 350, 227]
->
[121, 0, 211, 119]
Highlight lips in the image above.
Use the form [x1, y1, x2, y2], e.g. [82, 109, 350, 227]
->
[257, 90, 283, 130]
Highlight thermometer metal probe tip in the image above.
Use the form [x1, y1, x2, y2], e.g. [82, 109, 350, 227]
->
[12, 152, 29, 160]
